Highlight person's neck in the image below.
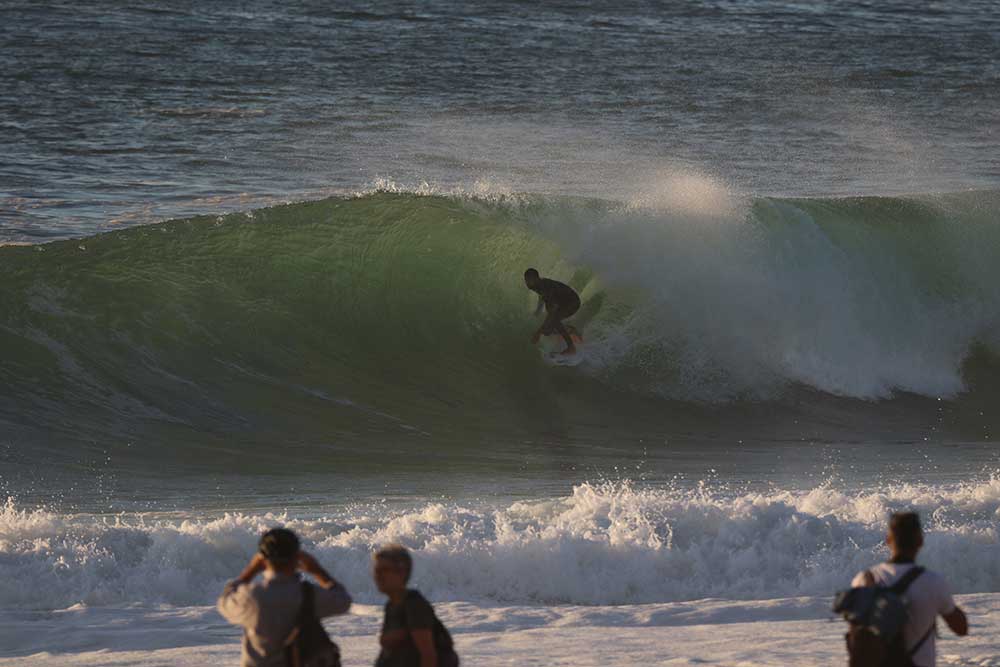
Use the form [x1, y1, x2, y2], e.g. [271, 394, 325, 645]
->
[889, 552, 917, 564]
[387, 588, 407, 605]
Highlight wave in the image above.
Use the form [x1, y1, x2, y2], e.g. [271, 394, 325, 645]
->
[2, 478, 999, 610]
[1, 184, 999, 457]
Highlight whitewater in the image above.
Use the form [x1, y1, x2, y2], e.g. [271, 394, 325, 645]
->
[3, 478, 1000, 665]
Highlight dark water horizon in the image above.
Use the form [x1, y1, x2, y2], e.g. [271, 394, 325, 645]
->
[2, 0, 999, 242]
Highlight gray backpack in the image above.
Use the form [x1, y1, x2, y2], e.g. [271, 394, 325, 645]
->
[833, 567, 934, 667]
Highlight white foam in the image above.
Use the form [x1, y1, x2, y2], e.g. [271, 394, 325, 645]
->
[2, 478, 999, 611]
[359, 176, 524, 206]
[540, 180, 1000, 400]
[4, 596, 999, 666]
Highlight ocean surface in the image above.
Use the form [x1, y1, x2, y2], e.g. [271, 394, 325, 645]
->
[1, 1, 999, 664]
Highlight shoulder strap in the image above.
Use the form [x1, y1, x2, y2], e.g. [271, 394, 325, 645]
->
[908, 622, 936, 657]
[285, 582, 314, 649]
[299, 581, 315, 621]
[889, 566, 924, 595]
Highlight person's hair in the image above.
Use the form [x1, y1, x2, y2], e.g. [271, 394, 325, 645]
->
[889, 512, 922, 552]
[375, 544, 413, 581]
[524, 268, 539, 281]
[259, 527, 300, 565]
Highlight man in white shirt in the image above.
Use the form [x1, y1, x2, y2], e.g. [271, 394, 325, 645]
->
[851, 512, 968, 667]
[218, 527, 352, 667]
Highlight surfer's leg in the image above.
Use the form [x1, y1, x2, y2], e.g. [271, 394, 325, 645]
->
[553, 319, 576, 355]
[540, 310, 559, 336]
[559, 298, 582, 348]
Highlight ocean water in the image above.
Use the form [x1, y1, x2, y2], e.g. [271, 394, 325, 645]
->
[2, 1, 1000, 664]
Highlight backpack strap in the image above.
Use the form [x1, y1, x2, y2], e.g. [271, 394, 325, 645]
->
[908, 622, 936, 658]
[284, 583, 315, 648]
[299, 582, 316, 621]
[888, 566, 924, 595]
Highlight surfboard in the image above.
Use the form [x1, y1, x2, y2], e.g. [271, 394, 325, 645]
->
[539, 329, 584, 366]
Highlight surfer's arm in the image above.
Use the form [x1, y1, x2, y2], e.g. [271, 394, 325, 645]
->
[534, 295, 545, 316]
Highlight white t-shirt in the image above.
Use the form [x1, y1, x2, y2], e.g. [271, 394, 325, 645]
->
[851, 563, 957, 667]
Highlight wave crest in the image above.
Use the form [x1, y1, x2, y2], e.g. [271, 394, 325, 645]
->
[1, 189, 999, 455]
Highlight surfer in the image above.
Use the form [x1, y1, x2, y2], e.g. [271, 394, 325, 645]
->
[524, 268, 581, 355]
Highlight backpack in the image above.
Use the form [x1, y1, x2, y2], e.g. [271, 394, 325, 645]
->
[833, 566, 935, 667]
[401, 590, 459, 667]
[432, 614, 460, 667]
[284, 582, 342, 667]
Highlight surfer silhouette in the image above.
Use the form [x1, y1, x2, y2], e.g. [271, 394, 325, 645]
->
[524, 268, 581, 355]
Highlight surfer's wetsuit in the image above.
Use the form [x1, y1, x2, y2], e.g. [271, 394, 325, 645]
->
[531, 278, 581, 342]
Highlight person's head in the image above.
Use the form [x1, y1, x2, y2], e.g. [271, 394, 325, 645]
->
[373, 544, 412, 595]
[887, 512, 923, 559]
[259, 527, 300, 573]
[524, 268, 540, 289]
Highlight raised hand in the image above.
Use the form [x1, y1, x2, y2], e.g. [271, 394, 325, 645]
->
[298, 550, 337, 588]
[237, 552, 267, 583]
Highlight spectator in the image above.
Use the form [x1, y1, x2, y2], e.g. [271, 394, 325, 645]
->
[373, 545, 459, 667]
[849, 512, 968, 667]
[219, 528, 351, 667]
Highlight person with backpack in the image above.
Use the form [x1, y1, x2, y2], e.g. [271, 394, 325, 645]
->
[218, 527, 352, 667]
[835, 512, 968, 667]
[373, 544, 459, 667]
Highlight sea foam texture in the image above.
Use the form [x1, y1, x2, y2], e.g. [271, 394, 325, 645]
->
[3, 479, 999, 611]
